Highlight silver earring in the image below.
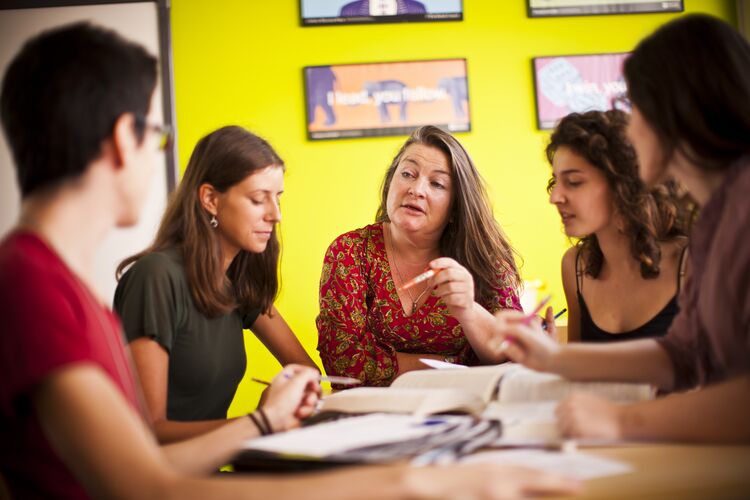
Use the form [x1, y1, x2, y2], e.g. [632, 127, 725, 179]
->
[210, 215, 218, 228]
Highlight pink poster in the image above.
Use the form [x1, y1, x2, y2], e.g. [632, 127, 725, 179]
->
[533, 52, 629, 130]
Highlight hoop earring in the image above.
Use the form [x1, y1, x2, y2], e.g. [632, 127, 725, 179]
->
[210, 215, 218, 229]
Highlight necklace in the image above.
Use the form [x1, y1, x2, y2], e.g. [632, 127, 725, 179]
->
[386, 224, 431, 315]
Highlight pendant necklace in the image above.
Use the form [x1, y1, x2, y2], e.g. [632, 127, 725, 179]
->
[387, 224, 430, 315]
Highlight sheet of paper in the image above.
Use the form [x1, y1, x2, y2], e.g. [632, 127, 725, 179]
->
[460, 449, 633, 480]
[419, 358, 469, 370]
[242, 413, 461, 457]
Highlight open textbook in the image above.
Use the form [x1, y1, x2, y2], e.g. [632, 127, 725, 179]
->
[318, 363, 654, 417]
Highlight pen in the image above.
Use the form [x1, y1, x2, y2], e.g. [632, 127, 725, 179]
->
[250, 376, 362, 386]
[542, 308, 567, 331]
[400, 268, 442, 291]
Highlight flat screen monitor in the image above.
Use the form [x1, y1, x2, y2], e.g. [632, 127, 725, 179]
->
[299, 0, 463, 26]
[304, 58, 470, 140]
[527, 0, 683, 17]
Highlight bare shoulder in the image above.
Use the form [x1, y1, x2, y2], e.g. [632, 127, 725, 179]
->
[561, 246, 579, 275]
[660, 237, 689, 265]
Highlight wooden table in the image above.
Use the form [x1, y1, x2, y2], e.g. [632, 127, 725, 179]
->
[572, 443, 750, 498]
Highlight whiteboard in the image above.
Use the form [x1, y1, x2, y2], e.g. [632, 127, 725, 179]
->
[0, 1, 177, 303]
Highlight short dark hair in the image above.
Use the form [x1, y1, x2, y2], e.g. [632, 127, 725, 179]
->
[624, 14, 750, 172]
[1, 22, 158, 198]
[547, 110, 688, 279]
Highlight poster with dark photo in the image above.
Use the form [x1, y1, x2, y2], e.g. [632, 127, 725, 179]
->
[304, 59, 470, 140]
[532, 52, 629, 130]
[299, 0, 463, 26]
[527, 0, 683, 17]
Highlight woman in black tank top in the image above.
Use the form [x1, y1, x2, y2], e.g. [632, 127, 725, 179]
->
[546, 111, 689, 343]
[575, 245, 687, 342]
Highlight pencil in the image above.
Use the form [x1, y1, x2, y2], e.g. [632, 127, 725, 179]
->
[400, 268, 442, 291]
[497, 297, 553, 351]
[250, 376, 362, 386]
[522, 294, 552, 325]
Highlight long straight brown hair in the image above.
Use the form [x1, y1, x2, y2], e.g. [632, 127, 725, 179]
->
[117, 126, 283, 317]
[375, 125, 520, 303]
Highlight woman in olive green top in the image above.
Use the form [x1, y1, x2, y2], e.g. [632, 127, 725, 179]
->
[115, 126, 316, 443]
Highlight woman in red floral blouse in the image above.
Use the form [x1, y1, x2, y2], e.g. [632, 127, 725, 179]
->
[316, 126, 522, 386]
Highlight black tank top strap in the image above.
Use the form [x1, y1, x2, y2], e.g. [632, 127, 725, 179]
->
[575, 247, 584, 293]
[677, 244, 689, 292]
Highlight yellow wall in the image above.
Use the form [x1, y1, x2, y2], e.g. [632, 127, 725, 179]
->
[170, 0, 736, 414]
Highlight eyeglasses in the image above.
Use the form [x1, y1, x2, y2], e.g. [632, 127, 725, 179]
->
[611, 93, 632, 113]
[135, 115, 173, 151]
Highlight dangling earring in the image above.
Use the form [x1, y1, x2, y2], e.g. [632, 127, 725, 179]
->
[210, 215, 218, 228]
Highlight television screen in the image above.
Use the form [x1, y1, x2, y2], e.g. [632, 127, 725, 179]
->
[527, 0, 683, 17]
[300, 0, 463, 26]
[532, 52, 629, 130]
[304, 59, 470, 140]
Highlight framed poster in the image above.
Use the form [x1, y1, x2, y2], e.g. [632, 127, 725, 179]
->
[527, 0, 683, 17]
[532, 52, 629, 130]
[299, 0, 463, 26]
[304, 59, 470, 140]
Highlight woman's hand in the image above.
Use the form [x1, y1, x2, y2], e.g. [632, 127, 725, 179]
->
[429, 257, 476, 319]
[491, 310, 562, 372]
[543, 306, 559, 341]
[260, 364, 321, 432]
[556, 393, 624, 440]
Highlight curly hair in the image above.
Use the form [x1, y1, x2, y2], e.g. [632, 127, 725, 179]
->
[546, 110, 688, 279]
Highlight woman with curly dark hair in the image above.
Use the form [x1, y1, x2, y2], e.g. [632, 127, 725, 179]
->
[546, 109, 688, 342]
[494, 14, 750, 443]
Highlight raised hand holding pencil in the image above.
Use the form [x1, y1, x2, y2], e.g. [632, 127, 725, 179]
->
[522, 294, 552, 325]
[421, 257, 476, 314]
[253, 365, 323, 431]
[492, 301, 563, 372]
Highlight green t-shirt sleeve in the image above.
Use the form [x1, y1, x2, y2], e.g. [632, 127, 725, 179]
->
[114, 253, 183, 353]
[242, 309, 261, 329]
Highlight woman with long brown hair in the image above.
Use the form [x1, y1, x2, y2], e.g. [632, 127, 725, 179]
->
[547, 109, 688, 342]
[317, 125, 521, 387]
[115, 125, 315, 443]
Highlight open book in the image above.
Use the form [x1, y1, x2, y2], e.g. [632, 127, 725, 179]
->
[318, 363, 654, 418]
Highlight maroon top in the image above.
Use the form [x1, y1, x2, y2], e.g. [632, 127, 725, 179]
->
[658, 157, 750, 390]
[0, 232, 141, 499]
[316, 223, 521, 386]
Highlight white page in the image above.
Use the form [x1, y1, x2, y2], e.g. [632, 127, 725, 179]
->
[460, 449, 633, 480]
[242, 414, 460, 457]
[483, 401, 557, 424]
[419, 358, 469, 370]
